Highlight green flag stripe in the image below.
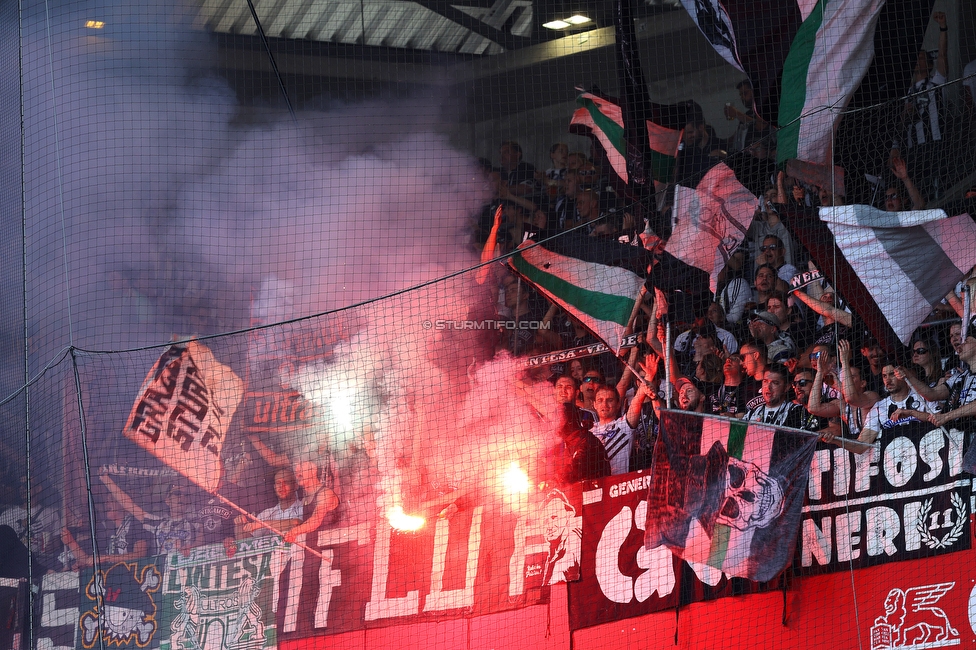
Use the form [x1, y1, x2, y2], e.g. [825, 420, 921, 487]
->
[578, 97, 625, 157]
[705, 418, 749, 567]
[707, 524, 731, 570]
[511, 252, 635, 326]
[727, 419, 748, 460]
[776, 0, 825, 163]
[648, 150, 675, 183]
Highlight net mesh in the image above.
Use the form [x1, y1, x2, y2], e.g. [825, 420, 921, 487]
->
[4, 0, 976, 648]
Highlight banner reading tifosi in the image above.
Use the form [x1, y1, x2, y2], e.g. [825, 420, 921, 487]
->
[798, 422, 971, 574]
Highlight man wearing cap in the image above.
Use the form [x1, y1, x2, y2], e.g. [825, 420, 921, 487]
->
[748, 310, 797, 364]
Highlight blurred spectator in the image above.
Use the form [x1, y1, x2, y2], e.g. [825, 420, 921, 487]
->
[674, 377, 704, 413]
[284, 461, 339, 543]
[747, 208, 795, 276]
[885, 155, 926, 210]
[745, 364, 803, 426]
[738, 339, 768, 406]
[822, 360, 938, 454]
[751, 264, 788, 310]
[543, 143, 569, 192]
[591, 384, 649, 475]
[236, 468, 303, 538]
[100, 473, 197, 555]
[499, 141, 538, 197]
[60, 496, 151, 569]
[725, 80, 770, 153]
[757, 235, 797, 284]
[789, 368, 833, 433]
[859, 338, 886, 396]
[747, 310, 797, 364]
[676, 114, 723, 186]
[706, 353, 748, 417]
[578, 369, 604, 416]
[717, 247, 753, 328]
[544, 403, 611, 486]
[895, 12, 948, 201]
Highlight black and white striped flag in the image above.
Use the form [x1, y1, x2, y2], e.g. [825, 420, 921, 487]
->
[821, 205, 976, 345]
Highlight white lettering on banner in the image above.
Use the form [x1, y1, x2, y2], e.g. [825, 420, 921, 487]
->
[315, 550, 342, 628]
[836, 512, 861, 562]
[276, 542, 305, 632]
[883, 437, 918, 488]
[424, 507, 483, 612]
[608, 475, 652, 499]
[364, 524, 419, 621]
[594, 499, 675, 604]
[40, 572, 78, 628]
[800, 488, 969, 567]
[632, 500, 676, 601]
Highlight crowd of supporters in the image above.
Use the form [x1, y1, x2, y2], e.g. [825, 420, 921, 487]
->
[0, 11, 975, 602]
[478, 11, 976, 486]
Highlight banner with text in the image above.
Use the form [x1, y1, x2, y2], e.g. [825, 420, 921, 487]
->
[797, 422, 972, 574]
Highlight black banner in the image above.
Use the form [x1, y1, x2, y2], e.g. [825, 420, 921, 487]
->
[568, 470, 774, 631]
[797, 421, 971, 574]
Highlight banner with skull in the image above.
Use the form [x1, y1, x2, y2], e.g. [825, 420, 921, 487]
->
[644, 411, 818, 582]
[78, 559, 163, 649]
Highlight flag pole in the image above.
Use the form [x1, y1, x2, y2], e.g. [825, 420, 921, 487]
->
[211, 492, 330, 562]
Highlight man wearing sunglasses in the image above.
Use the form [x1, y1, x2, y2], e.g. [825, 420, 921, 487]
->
[758, 236, 796, 284]
[790, 369, 833, 433]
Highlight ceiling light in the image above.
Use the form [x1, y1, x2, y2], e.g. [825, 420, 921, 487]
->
[85, 20, 105, 29]
[543, 19, 571, 30]
[565, 15, 591, 24]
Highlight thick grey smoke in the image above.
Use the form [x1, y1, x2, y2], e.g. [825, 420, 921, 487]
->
[11, 0, 556, 529]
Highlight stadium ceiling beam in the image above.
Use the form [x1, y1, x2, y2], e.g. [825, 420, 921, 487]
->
[411, 0, 544, 50]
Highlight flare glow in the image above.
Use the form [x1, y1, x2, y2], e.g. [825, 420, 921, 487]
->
[387, 506, 425, 532]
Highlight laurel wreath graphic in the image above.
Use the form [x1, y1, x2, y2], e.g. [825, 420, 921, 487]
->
[916, 493, 967, 550]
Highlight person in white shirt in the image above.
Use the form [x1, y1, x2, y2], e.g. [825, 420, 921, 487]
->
[821, 361, 937, 454]
[591, 384, 650, 475]
[236, 469, 303, 537]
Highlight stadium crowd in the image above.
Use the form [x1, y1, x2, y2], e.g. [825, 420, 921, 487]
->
[0, 11, 974, 598]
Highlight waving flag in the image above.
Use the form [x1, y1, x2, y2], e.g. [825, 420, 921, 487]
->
[645, 411, 817, 582]
[571, 93, 628, 183]
[679, 0, 882, 168]
[123, 341, 244, 492]
[821, 205, 976, 345]
[509, 241, 645, 353]
[668, 163, 758, 293]
[570, 92, 685, 186]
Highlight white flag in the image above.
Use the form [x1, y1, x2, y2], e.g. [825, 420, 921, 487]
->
[821, 205, 976, 345]
[122, 341, 243, 492]
[668, 163, 758, 293]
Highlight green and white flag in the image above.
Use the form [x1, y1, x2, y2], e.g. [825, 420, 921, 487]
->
[776, 0, 884, 166]
[645, 411, 817, 582]
[509, 242, 644, 354]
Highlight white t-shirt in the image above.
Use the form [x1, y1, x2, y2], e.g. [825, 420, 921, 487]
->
[867, 389, 938, 439]
[591, 416, 635, 475]
[253, 500, 304, 536]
